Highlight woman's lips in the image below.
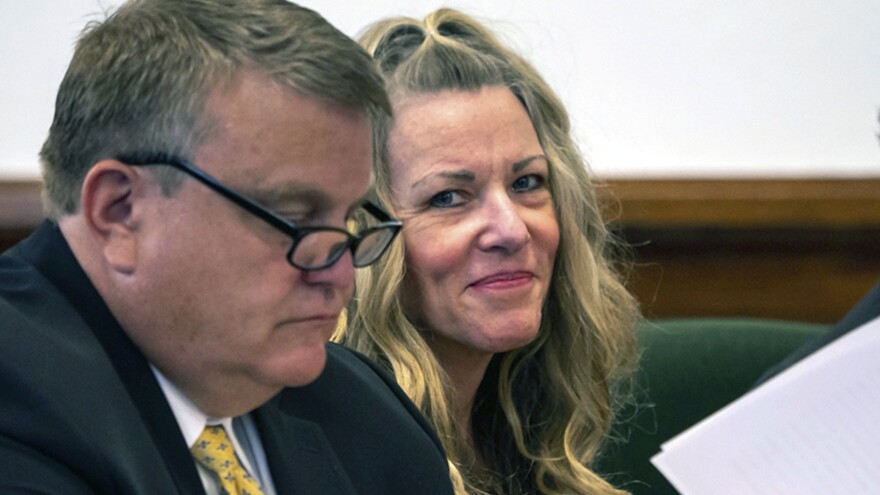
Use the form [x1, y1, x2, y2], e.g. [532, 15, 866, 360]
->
[469, 271, 534, 289]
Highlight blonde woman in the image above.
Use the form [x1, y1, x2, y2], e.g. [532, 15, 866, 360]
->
[336, 8, 640, 494]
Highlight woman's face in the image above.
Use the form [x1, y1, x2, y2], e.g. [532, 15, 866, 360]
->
[387, 86, 560, 365]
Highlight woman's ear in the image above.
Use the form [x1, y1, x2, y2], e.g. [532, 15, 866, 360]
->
[79, 160, 143, 274]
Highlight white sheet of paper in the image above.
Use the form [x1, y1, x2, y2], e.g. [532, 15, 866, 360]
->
[650, 314, 880, 495]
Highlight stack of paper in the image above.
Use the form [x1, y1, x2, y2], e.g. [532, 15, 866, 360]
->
[651, 315, 880, 495]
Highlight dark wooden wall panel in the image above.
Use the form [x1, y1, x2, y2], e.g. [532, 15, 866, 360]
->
[0, 180, 44, 252]
[621, 228, 880, 322]
[606, 179, 880, 323]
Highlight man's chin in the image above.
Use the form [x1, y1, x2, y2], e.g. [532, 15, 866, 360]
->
[268, 343, 329, 389]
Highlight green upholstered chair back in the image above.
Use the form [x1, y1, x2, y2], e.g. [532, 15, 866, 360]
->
[597, 318, 828, 495]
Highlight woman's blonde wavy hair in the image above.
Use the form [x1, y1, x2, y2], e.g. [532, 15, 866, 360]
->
[334, 8, 640, 495]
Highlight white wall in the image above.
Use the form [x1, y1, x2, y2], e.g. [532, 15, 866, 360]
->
[2, 0, 878, 179]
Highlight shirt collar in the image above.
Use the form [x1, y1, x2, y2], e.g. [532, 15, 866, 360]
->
[150, 365, 233, 448]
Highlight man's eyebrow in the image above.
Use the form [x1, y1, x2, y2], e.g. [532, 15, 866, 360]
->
[411, 170, 476, 190]
[245, 184, 333, 211]
[247, 184, 369, 221]
[512, 154, 548, 173]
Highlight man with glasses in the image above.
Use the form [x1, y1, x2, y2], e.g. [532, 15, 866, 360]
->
[0, 1, 452, 494]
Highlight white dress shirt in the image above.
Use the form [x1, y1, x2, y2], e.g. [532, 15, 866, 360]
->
[152, 367, 277, 495]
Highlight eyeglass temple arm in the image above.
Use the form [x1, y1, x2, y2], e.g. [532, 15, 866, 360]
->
[116, 152, 299, 235]
[361, 200, 400, 225]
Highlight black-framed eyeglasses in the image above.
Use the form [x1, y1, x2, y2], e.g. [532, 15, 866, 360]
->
[116, 153, 401, 271]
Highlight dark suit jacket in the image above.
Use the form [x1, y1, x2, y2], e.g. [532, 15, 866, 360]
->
[0, 221, 453, 495]
[756, 280, 880, 385]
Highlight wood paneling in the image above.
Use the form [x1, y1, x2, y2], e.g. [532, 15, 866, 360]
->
[619, 227, 880, 323]
[603, 179, 880, 323]
[0, 180, 44, 252]
[3, 178, 879, 322]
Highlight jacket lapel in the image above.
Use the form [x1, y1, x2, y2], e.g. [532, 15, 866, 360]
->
[254, 399, 356, 495]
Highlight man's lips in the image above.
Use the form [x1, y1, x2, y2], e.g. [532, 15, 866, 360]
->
[469, 271, 535, 289]
[281, 313, 342, 324]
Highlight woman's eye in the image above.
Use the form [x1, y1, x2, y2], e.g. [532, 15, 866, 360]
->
[512, 174, 544, 192]
[429, 190, 464, 208]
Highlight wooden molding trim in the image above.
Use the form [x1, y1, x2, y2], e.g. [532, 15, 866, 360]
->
[601, 178, 880, 228]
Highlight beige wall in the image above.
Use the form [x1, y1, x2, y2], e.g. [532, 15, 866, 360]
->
[3, 0, 879, 179]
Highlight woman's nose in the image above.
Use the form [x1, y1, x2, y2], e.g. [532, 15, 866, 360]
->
[476, 190, 530, 253]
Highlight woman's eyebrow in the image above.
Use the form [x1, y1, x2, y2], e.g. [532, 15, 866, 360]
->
[411, 170, 476, 189]
[409, 155, 547, 190]
[512, 154, 548, 172]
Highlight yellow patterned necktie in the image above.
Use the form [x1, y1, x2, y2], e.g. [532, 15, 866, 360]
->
[190, 425, 265, 495]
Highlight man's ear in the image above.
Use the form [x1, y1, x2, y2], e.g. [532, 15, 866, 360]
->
[80, 160, 145, 274]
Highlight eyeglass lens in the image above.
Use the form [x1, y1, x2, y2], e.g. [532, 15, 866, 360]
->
[287, 227, 397, 270]
[354, 228, 396, 267]
[290, 231, 351, 269]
